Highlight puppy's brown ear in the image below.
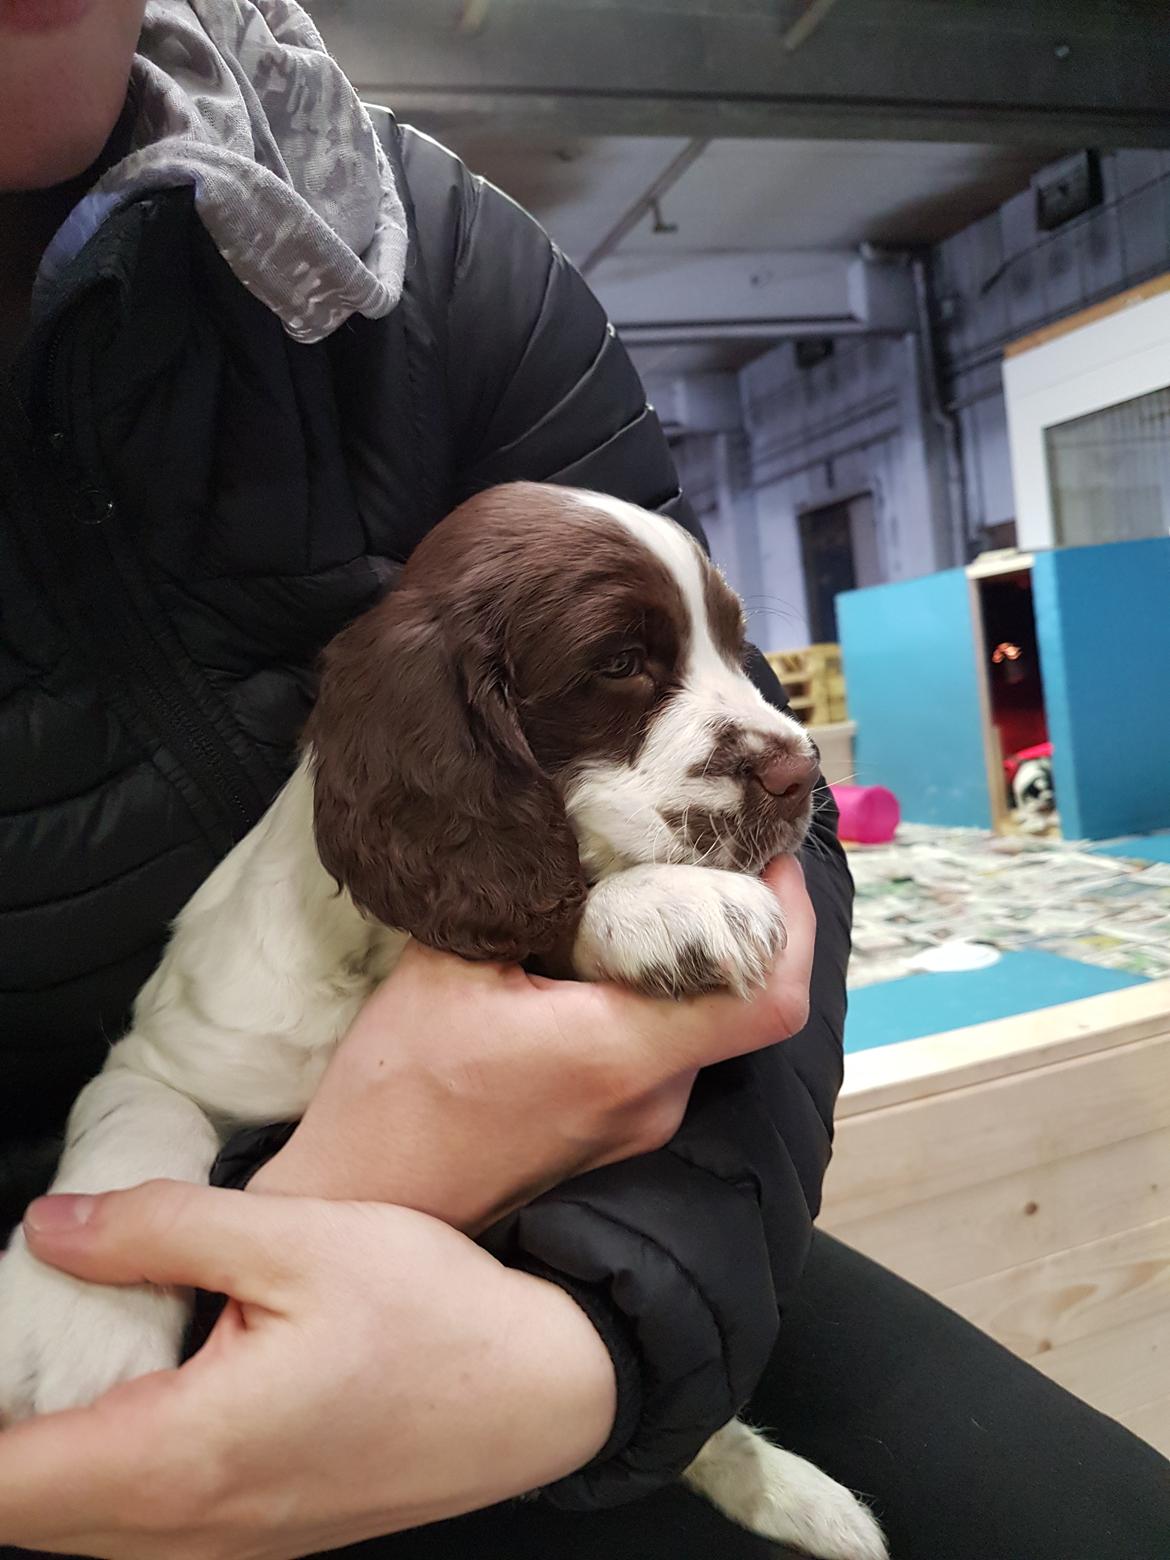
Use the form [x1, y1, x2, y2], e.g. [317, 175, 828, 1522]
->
[305, 591, 587, 962]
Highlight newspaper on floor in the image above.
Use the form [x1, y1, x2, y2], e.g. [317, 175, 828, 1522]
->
[846, 825, 1170, 988]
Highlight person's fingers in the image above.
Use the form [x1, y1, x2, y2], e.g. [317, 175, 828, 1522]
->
[612, 855, 817, 1072]
[22, 1179, 310, 1305]
[759, 850, 806, 897]
[759, 854, 816, 1013]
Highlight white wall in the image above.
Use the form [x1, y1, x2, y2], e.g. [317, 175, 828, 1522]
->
[934, 148, 1170, 540]
[1004, 285, 1170, 549]
[734, 333, 951, 647]
[664, 150, 1170, 648]
[751, 482, 810, 647]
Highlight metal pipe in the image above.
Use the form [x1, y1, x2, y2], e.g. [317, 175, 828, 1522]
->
[456, 0, 492, 34]
[613, 319, 872, 344]
[580, 138, 709, 277]
[783, 0, 845, 53]
[911, 254, 969, 568]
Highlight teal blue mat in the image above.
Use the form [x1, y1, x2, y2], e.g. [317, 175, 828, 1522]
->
[845, 950, 1146, 1054]
[1092, 833, 1170, 864]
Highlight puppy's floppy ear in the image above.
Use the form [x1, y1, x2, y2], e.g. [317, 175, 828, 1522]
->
[304, 591, 587, 962]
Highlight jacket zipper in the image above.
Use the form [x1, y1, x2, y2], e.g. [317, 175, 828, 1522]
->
[35, 287, 260, 843]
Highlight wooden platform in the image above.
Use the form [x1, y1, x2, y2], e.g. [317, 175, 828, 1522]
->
[821, 980, 1170, 1458]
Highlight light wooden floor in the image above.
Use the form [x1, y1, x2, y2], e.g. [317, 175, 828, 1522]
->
[820, 980, 1170, 1458]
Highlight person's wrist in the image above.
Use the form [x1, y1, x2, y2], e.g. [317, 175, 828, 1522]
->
[514, 1261, 643, 1473]
[245, 1115, 421, 1204]
[504, 1269, 618, 1482]
[247, 1135, 326, 1197]
[247, 1132, 483, 1227]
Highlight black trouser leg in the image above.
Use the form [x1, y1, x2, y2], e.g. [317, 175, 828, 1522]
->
[747, 1232, 1170, 1560]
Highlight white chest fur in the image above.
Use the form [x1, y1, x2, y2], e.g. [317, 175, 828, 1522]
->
[123, 759, 407, 1126]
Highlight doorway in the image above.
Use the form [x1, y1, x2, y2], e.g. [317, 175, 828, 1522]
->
[799, 493, 879, 643]
[973, 564, 1059, 836]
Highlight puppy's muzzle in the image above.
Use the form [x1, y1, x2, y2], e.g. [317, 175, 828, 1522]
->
[750, 749, 817, 821]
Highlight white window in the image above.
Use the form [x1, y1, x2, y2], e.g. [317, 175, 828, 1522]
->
[1003, 276, 1170, 550]
[1045, 385, 1170, 546]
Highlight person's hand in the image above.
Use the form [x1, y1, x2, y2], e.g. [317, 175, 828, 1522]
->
[252, 856, 814, 1230]
[0, 1180, 618, 1560]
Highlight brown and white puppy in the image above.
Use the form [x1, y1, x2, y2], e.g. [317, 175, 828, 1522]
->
[0, 484, 884, 1560]
[309, 482, 817, 997]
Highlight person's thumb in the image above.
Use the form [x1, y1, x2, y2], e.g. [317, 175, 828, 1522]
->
[22, 1179, 305, 1307]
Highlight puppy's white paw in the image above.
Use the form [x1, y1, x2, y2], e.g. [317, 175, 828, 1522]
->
[574, 865, 785, 999]
[685, 1420, 888, 1560]
[0, 1229, 189, 1423]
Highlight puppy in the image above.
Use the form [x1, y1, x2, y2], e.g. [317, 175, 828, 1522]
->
[0, 483, 885, 1560]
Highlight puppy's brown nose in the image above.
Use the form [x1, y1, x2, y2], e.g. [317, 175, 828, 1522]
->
[752, 750, 817, 818]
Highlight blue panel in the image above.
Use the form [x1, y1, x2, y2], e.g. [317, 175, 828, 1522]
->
[837, 570, 991, 827]
[1033, 539, 1170, 840]
[845, 951, 1146, 1053]
[1093, 833, 1170, 864]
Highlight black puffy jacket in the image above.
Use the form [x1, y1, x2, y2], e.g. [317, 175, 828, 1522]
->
[0, 112, 851, 1507]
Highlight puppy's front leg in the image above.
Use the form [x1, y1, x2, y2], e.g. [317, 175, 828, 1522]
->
[572, 863, 786, 1000]
[685, 1420, 887, 1560]
[0, 1060, 220, 1422]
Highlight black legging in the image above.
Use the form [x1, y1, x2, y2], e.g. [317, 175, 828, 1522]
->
[339, 1232, 1170, 1560]
[18, 1233, 1169, 1560]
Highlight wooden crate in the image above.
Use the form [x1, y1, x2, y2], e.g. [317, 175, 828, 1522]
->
[766, 643, 849, 725]
[768, 643, 843, 682]
[821, 981, 1170, 1459]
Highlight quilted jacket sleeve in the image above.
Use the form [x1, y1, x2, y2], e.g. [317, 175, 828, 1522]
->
[398, 125, 854, 1508]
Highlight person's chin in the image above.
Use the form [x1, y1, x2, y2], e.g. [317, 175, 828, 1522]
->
[0, 66, 126, 191]
[0, 0, 141, 191]
[0, 0, 96, 33]
[0, 117, 111, 192]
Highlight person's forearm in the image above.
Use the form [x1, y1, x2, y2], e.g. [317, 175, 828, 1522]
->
[244, 1103, 558, 1232]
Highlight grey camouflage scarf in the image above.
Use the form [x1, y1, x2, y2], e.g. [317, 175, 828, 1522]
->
[37, 0, 407, 344]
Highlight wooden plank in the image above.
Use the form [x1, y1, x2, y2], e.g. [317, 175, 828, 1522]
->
[1119, 1396, 1170, 1458]
[1034, 1309, 1170, 1418]
[940, 1217, 1170, 1359]
[966, 550, 1036, 581]
[967, 569, 1012, 836]
[823, 1127, 1170, 1292]
[824, 1031, 1170, 1225]
[1003, 270, 1170, 359]
[837, 979, 1170, 1119]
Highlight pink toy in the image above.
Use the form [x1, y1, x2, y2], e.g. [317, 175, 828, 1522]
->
[830, 783, 901, 845]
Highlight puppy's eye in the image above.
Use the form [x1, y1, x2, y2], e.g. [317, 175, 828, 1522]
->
[598, 648, 646, 680]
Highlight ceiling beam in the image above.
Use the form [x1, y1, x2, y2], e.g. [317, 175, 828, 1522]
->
[317, 0, 1170, 148]
[644, 372, 744, 436]
[579, 138, 708, 277]
[589, 251, 917, 341]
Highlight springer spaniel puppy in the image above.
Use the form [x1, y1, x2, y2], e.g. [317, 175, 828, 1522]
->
[0, 484, 885, 1560]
